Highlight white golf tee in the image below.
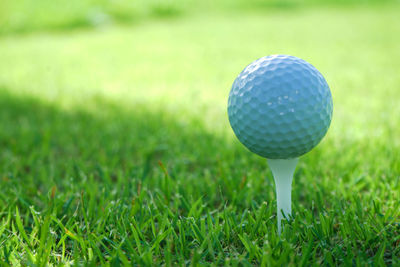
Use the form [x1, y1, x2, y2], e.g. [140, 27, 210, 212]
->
[267, 158, 298, 235]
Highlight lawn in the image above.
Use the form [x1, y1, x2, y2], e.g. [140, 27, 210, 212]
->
[0, 2, 400, 266]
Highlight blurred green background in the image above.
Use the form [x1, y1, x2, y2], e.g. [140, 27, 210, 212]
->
[0, 0, 397, 35]
[0, 0, 400, 265]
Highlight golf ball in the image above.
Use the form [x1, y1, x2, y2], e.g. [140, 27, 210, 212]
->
[228, 55, 333, 159]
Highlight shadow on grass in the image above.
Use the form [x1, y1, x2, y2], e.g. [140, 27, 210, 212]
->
[0, 89, 273, 213]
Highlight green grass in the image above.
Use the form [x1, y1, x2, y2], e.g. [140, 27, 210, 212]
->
[0, 3, 400, 266]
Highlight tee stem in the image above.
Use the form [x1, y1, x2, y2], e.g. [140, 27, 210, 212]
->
[267, 158, 298, 235]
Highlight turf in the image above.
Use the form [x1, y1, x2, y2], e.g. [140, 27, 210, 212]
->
[0, 4, 400, 266]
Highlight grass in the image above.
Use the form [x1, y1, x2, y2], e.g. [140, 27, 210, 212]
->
[0, 3, 400, 266]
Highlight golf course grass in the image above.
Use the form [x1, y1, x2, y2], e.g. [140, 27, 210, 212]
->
[0, 2, 399, 265]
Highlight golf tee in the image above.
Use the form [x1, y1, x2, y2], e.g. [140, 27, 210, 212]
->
[268, 158, 298, 235]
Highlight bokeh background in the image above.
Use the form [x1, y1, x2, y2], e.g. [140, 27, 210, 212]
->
[0, 0, 399, 265]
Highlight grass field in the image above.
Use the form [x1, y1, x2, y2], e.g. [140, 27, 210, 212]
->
[0, 2, 400, 266]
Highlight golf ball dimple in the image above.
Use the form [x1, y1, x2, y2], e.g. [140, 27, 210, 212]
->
[228, 55, 333, 159]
